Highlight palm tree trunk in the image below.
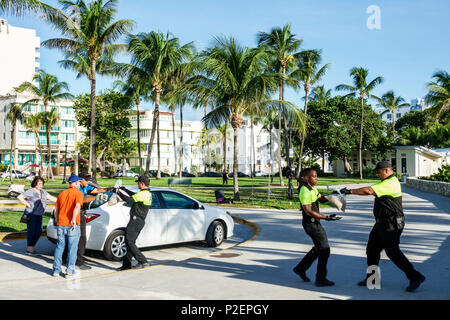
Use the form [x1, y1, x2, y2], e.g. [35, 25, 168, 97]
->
[9, 124, 15, 183]
[251, 117, 256, 177]
[46, 130, 52, 181]
[136, 97, 142, 175]
[269, 124, 273, 183]
[145, 89, 161, 174]
[392, 109, 396, 143]
[171, 105, 177, 175]
[179, 103, 184, 178]
[359, 97, 365, 180]
[277, 87, 284, 186]
[298, 86, 310, 178]
[157, 114, 161, 179]
[232, 123, 240, 201]
[34, 129, 44, 176]
[223, 121, 227, 171]
[90, 59, 97, 182]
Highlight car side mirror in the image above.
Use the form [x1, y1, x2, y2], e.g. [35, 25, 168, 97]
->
[192, 202, 204, 210]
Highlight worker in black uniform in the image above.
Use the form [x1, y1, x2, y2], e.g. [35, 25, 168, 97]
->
[340, 161, 425, 292]
[293, 168, 342, 287]
[115, 175, 152, 271]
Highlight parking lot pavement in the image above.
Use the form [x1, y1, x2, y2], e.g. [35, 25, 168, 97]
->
[0, 184, 449, 300]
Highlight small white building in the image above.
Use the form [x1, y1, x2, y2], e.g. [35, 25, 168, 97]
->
[332, 146, 444, 178]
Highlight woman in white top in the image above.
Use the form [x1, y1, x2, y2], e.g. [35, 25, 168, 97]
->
[17, 176, 57, 255]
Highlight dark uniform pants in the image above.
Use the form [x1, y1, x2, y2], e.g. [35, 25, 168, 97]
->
[122, 215, 147, 267]
[296, 221, 330, 281]
[366, 223, 423, 281]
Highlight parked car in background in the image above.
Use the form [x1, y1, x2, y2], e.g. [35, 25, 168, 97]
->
[114, 170, 139, 178]
[0, 170, 28, 179]
[149, 170, 171, 177]
[200, 172, 222, 177]
[228, 171, 249, 177]
[173, 172, 196, 177]
[46, 186, 234, 261]
[254, 171, 267, 177]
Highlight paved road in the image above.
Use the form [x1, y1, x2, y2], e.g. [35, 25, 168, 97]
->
[0, 184, 449, 300]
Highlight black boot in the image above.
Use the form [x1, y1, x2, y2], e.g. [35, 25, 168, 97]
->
[315, 278, 335, 287]
[406, 274, 425, 292]
[357, 274, 370, 287]
[293, 266, 310, 282]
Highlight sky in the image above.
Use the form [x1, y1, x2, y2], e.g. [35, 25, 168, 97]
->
[3, 0, 450, 121]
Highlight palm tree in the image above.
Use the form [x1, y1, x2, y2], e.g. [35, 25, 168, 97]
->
[192, 37, 277, 200]
[0, 0, 63, 21]
[23, 113, 44, 175]
[310, 85, 332, 107]
[6, 103, 24, 182]
[15, 69, 74, 111]
[113, 74, 149, 176]
[375, 91, 410, 142]
[42, 0, 135, 182]
[425, 70, 450, 121]
[291, 49, 330, 177]
[257, 24, 302, 188]
[123, 31, 194, 179]
[336, 67, 383, 179]
[39, 109, 60, 181]
[164, 61, 196, 177]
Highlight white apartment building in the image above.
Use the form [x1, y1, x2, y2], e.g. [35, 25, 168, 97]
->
[0, 19, 40, 96]
[127, 111, 280, 175]
[0, 94, 85, 174]
[378, 98, 430, 123]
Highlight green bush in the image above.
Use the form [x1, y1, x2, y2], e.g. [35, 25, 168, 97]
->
[0, 163, 7, 172]
[424, 165, 450, 183]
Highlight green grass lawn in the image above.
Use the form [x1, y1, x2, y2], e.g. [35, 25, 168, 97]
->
[0, 211, 51, 233]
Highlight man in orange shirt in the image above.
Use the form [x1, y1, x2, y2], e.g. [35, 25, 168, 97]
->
[52, 174, 84, 278]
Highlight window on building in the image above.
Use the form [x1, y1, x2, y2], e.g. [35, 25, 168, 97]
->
[62, 120, 75, 128]
[387, 114, 392, 120]
[396, 113, 402, 119]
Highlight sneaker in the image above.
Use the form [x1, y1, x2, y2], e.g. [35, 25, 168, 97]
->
[132, 262, 149, 269]
[358, 279, 368, 286]
[78, 264, 92, 270]
[406, 275, 426, 292]
[26, 250, 37, 256]
[293, 267, 310, 282]
[64, 272, 79, 280]
[315, 279, 335, 287]
[52, 272, 60, 277]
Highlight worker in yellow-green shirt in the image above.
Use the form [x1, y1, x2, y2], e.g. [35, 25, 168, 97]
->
[293, 168, 342, 287]
[340, 161, 425, 292]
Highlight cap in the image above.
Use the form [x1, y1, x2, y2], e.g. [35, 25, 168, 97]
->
[374, 161, 392, 172]
[68, 174, 83, 184]
[79, 171, 91, 181]
[135, 174, 150, 186]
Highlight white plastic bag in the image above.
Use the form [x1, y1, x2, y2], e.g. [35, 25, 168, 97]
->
[324, 193, 347, 212]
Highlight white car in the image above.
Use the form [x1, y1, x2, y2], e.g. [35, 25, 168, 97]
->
[0, 170, 28, 179]
[114, 170, 139, 178]
[47, 186, 234, 261]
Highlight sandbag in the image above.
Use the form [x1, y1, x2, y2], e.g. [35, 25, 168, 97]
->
[324, 194, 347, 212]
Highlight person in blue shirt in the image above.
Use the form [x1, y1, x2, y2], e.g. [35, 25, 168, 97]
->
[63, 172, 113, 270]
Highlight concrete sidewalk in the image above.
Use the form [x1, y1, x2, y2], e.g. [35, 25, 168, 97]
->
[0, 184, 448, 300]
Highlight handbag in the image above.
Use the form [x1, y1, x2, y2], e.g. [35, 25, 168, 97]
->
[20, 211, 31, 224]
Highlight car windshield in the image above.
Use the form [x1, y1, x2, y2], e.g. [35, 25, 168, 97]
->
[87, 191, 115, 209]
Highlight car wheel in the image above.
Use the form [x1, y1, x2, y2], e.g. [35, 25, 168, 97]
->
[205, 220, 225, 247]
[103, 229, 127, 261]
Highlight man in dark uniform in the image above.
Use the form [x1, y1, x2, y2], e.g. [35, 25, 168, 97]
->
[340, 161, 425, 292]
[116, 174, 152, 271]
[293, 168, 342, 287]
